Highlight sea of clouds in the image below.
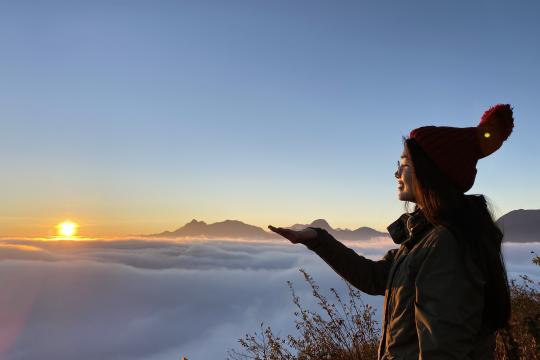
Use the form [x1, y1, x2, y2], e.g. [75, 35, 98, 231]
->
[0, 236, 538, 360]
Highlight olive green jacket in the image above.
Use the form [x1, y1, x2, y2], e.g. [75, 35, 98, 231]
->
[304, 209, 495, 359]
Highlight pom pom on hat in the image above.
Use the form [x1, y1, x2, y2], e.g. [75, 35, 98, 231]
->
[477, 104, 514, 158]
[409, 104, 515, 193]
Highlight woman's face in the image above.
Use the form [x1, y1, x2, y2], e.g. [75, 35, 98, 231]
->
[395, 145, 417, 203]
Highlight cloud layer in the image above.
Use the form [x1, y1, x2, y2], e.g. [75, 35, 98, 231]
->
[0, 237, 537, 360]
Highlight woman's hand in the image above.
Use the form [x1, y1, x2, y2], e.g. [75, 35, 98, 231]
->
[268, 225, 318, 244]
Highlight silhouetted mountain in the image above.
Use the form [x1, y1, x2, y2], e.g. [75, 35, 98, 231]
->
[288, 219, 387, 240]
[148, 219, 277, 239]
[145, 210, 539, 242]
[147, 218, 387, 241]
[497, 209, 540, 243]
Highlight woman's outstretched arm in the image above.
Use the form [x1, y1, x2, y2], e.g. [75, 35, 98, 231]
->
[302, 227, 397, 296]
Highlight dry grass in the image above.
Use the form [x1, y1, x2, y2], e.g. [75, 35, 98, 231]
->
[226, 268, 379, 360]
[496, 252, 540, 360]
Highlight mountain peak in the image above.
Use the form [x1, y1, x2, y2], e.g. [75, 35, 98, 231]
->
[186, 219, 207, 226]
[309, 219, 332, 230]
[222, 220, 244, 224]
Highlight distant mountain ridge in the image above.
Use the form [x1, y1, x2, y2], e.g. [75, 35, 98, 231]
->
[146, 218, 387, 240]
[145, 209, 540, 242]
[289, 219, 387, 240]
[149, 219, 274, 240]
[496, 209, 540, 243]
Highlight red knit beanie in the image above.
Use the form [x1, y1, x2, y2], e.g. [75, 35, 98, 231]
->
[409, 104, 514, 193]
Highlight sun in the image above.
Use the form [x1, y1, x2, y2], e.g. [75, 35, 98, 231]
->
[57, 221, 78, 238]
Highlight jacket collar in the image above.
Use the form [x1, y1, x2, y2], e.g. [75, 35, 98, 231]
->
[387, 208, 433, 249]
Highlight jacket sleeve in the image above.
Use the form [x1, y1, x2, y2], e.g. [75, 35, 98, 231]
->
[414, 227, 485, 360]
[302, 227, 398, 296]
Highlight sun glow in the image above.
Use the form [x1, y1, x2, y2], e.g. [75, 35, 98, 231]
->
[57, 221, 78, 238]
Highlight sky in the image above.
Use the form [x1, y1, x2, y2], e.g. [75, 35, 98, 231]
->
[1, 236, 538, 359]
[1, 0, 539, 237]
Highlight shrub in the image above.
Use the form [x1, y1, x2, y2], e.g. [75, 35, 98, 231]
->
[496, 252, 540, 360]
[226, 268, 379, 360]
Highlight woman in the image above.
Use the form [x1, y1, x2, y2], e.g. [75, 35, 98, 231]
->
[269, 104, 514, 359]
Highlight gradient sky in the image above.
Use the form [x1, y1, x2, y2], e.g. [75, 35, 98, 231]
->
[1, 0, 539, 237]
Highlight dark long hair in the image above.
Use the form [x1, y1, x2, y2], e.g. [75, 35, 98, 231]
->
[405, 137, 511, 332]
